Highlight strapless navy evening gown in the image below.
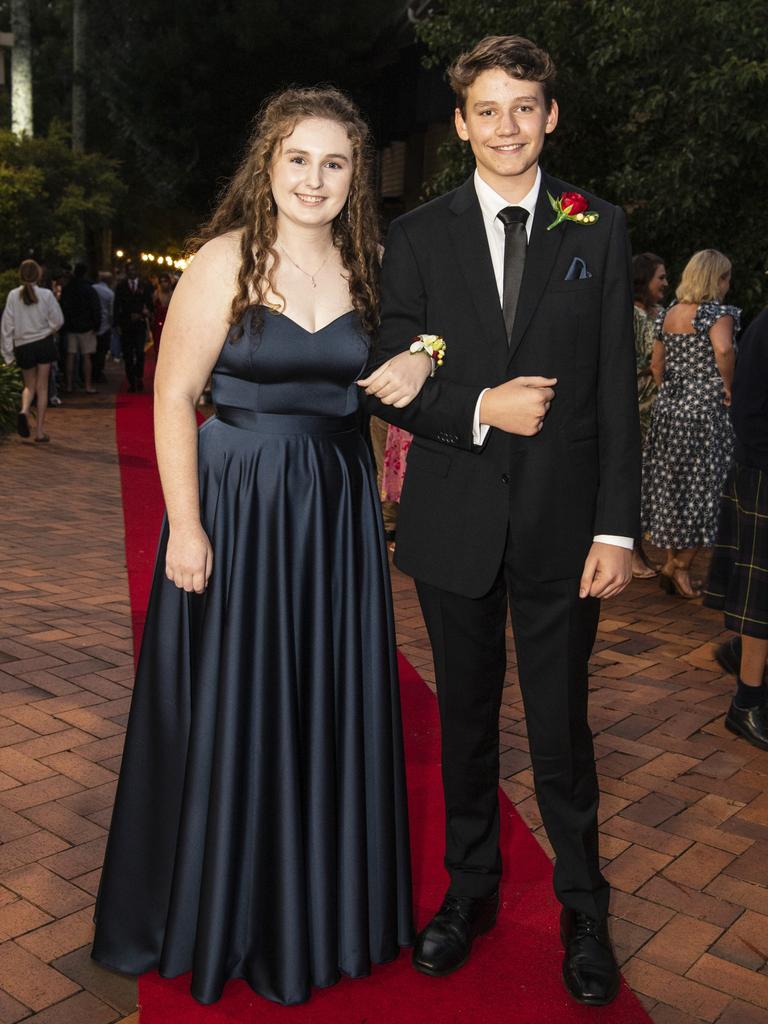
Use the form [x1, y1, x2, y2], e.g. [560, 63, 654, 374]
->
[92, 307, 414, 1005]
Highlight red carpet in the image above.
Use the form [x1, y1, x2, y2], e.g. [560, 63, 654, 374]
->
[115, 364, 651, 1024]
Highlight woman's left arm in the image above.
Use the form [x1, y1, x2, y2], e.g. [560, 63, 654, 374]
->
[710, 314, 735, 405]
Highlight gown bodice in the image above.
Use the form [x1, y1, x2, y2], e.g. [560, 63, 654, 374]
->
[211, 306, 369, 418]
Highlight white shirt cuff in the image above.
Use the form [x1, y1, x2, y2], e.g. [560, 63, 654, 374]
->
[593, 535, 634, 550]
[473, 388, 491, 446]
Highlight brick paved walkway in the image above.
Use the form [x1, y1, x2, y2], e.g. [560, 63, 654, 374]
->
[1, 370, 767, 1023]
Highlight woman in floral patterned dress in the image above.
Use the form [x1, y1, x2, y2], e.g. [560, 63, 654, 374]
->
[641, 249, 740, 598]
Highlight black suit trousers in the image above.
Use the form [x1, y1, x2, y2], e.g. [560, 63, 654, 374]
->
[122, 326, 146, 385]
[416, 526, 609, 920]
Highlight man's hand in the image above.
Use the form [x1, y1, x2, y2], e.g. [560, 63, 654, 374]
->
[579, 542, 632, 600]
[480, 377, 557, 435]
[357, 350, 432, 408]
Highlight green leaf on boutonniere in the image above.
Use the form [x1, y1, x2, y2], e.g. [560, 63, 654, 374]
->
[547, 190, 560, 212]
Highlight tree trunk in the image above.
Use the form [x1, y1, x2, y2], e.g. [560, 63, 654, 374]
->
[72, 0, 86, 151]
[10, 0, 33, 136]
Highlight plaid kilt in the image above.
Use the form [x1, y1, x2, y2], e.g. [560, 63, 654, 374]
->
[704, 463, 768, 638]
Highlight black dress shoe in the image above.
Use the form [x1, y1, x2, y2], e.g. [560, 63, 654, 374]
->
[725, 700, 768, 750]
[715, 636, 741, 676]
[412, 891, 499, 977]
[561, 909, 620, 1006]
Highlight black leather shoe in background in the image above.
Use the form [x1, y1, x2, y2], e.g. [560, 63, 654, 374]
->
[561, 909, 620, 1006]
[726, 700, 768, 750]
[412, 891, 499, 977]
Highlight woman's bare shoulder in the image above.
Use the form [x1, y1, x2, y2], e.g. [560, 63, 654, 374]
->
[181, 231, 244, 299]
[191, 229, 243, 269]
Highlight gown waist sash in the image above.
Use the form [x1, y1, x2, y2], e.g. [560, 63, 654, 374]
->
[215, 406, 358, 435]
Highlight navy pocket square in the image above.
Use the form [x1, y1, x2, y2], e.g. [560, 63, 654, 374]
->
[564, 257, 592, 281]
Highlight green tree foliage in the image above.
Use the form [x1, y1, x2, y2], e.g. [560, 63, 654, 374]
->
[0, 122, 125, 267]
[415, 0, 768, 314]
[0, 362, 22, 435]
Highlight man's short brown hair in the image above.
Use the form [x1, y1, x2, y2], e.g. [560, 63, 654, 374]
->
[448, 35, 557, 113]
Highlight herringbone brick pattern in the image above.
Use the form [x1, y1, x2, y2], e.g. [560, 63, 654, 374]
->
[0, 378, 138, 1024]
[1, 370, 767, 1022]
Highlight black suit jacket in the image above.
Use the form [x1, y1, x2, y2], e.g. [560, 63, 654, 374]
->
[363, 171, 640, 597]
[114, 279, 154, 333]
[732, 308, 768, 473]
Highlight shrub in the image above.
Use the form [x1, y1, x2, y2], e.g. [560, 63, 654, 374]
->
[0, 361, 22, 436]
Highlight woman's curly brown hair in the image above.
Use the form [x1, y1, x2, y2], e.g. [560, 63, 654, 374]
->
[188, 86, 380, 338]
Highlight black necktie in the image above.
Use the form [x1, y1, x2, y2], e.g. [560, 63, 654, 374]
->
[497, 206, 529, 344]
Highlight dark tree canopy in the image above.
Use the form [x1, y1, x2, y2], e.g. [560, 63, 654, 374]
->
[0, 0, 407, 251]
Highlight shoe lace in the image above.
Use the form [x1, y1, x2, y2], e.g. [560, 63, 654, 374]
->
[441, 895, 476, 924]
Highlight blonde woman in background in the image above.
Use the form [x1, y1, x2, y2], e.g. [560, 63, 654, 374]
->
[1, 260, 64, 443]
[641, 249, 740, 598]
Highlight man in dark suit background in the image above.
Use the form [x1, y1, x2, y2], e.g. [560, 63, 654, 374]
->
[114, 263, 153, 392]
[360, 35, 639, 1006]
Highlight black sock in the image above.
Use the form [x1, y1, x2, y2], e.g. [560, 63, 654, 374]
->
[735, 677, 767, 710]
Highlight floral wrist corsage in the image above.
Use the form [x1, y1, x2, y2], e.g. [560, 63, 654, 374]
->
[409, 334, 446, 377]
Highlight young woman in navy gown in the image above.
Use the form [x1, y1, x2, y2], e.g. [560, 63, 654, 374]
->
[92, 87, 431, 1006]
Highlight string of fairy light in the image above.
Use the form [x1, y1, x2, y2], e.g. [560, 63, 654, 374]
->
[114, 249, 192, 271]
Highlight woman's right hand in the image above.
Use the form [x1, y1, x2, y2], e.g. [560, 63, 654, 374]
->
[165, 523, 213, 593]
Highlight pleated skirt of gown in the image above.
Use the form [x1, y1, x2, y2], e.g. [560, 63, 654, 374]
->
[91, 413, 414, 1005]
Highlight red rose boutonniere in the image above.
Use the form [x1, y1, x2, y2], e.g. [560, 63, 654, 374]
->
[546, 191, 599, 231]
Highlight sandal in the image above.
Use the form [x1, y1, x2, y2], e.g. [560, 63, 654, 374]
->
[632, 562, 659, 579]
[17, 412, 30, 438]
[659, 558, 701, 599]
[34, 434, 50, 444]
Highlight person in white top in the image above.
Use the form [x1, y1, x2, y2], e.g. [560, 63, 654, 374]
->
[1, 260, 64, 442]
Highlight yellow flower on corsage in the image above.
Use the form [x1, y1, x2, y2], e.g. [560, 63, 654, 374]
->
[409, 334, 446, 376]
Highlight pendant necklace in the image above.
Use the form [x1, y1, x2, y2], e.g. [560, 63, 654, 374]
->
[278, 242, 333, 288]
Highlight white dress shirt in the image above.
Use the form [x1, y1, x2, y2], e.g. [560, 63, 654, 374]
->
[1, 285, 64, 365]
[469, 169, 632, 552]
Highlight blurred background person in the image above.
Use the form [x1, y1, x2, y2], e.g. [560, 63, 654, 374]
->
[632, 251, 668, 578]
[381, 424, 412, 551]
[369, 416, 399, 543]
[642, 249, 740, 598]
[704, 301, 768, 749]
[151, 271, 174, 351]
[1, 259, 64, 443]
[114, 263, 153, 392]
[93, 271, 115, 384]
[60, 262, 101, 393]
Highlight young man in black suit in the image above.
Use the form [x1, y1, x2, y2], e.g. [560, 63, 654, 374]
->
[360, 35, 639, 1006]
[114, 263, 154, 392]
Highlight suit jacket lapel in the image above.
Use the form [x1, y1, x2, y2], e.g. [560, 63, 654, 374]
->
[507, 172, 565, 362]
[448, 178, 508, 365]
